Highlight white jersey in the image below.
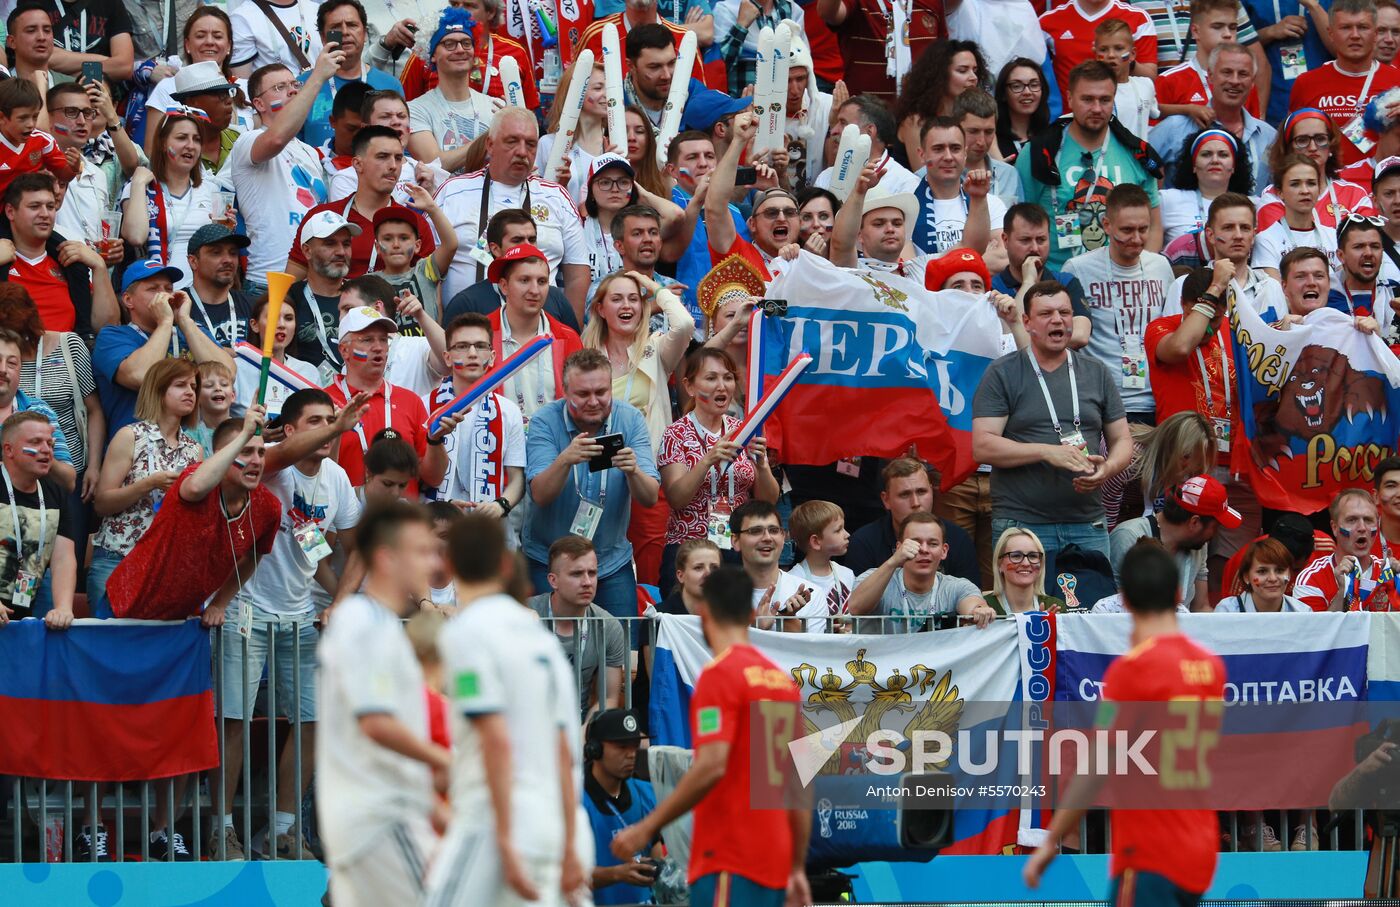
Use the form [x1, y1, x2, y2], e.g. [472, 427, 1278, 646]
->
[438, 594, 580, 860]
[317, 594, 433, 863]
[434, 171, 589, 302]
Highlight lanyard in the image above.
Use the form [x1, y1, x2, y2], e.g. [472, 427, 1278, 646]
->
[163, 182, 197, 259]
[292, 466, 325, 523]
[306, 284, 341, 369]
[1, 464, 45, 563]
[1051, 137, 1108, 215]
[589, 217, 621, 280]
[1194, 339, 1231, 418]
[547, 597, 591, 652]
[475, 172, 532, 281]
[1026, 347, 1079, 435]
[32, 336, 42, 399]
[342, 195, 376, 272]
[188, 285, 237, 345]
[501, 312, 552, 413]
[1164, 0, 1186, 59]
[571, 411, 613, 505]
[688, 413, 736, 502]
[1354, 63, 1380, 114]
[335, 375, 393, 452]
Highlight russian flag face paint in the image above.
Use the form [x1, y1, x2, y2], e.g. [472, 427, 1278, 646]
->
[20, 447, 38, 456]
[352, 348, 370, 361]
[232, 458, 248, 470]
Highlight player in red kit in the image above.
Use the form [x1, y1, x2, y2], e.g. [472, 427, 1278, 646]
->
[610, 566, 811, 907]
[1024, 540, 1227, 906]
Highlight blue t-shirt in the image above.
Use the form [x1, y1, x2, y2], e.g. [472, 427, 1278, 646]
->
[14, 390, 73, 468]
[297, 68, 404, 149]
[672, 185, 750, 335]
[1240, 0, 1333, 124]
[94, 323, 218, 441]
[585, 777, 659, 905]
[523, 400, 658, 577]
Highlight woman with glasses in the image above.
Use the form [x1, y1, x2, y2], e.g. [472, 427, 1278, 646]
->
[578, 154, 689, 300]
[658, 347, 780, 595]
[121, 110, 228, 289]
[894, 39, 990, 165]
[983, 527, 1064, 615]
[993, 58, 1049, 162]
[1258, 109, 1375, 233]
[583, 269, 694, 585]
[1161, 129, 1254, 268]
[142, 7, 254, 154]
[1253, 154, 1340, 278]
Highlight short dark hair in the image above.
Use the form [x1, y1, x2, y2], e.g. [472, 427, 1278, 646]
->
[1161, 494, 1212, 528]
[342, 273, 396, 310]
[898, 510, 945, 541]
[212, 416, 248, 451]
[797, 186, 841, 218]
[279, 388, 336, 426]
[317, 0, 368, 34]
[1119, 540, 1181, 613]
[625, 22, 674, 60]
[548, 534, 596, 568]
[352, 124, 402, 158]
[2, 171, 54, 209]
[426, 500, 464, 525]
[1067, 60, 1117, 92]
[1279, 246, 1330, 281]
[0, 77, 42, 117]
[360, 88, 408, 121]
[331, 79, 372, 120]
[1004, 202, 1049, 233]
[247, 63, 292, 102]
[446, 312, 493, 343]
[357, 499, 433, 562]
[1106, 184, 1151, 215]
[562, 347, 612, 385]
[666, 129, 712, 164]
[611, 204, 661, 243]
[700, 565, 755, 627]
[446, 511, 508, 583]
[918, 115, 964, 147]
[485, 207, 535, 247]
[1, 409, 49, 443]
[729, 498, 781, 536]
[1207, 191, 1255, 227]
[1024, 280, 1071, 314]
[6, 2, 50, 36]
[880, 457, 930, 490]
[45, 82, 87, 111]
[1375, 456, 1400, 490]
[365, 435, 419, 476]
[841, 95, 897, 148]
[952, 88, 997, 121]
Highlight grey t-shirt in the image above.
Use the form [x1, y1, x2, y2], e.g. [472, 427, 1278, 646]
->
[1108, 515, 1208, 608]
[1062, 246, 1173, 415]
[851, 568, 981, 634]
[972, 348, 1125, 524]
[526, 593, 627, 715]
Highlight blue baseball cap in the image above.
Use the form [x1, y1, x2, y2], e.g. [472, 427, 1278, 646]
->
[120, 258, 183, 293]
[681, 89, 751, 132]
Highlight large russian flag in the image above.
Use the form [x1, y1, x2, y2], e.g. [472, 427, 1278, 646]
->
[754, 254, 1004, 490]
[1228, 299, 1400, 512]
[0, 619, 219, 781]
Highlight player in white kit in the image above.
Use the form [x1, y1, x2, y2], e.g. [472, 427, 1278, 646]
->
[424, 515, 588, 907]
[316, 501, 451, 907]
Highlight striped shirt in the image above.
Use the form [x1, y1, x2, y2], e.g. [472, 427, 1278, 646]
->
[1130, 0, 1258, 69]
[18, 335, 93, 473]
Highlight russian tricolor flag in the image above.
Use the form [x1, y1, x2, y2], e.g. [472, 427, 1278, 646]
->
[0, 620, 219, 782]
[754, 254, 1003, 489]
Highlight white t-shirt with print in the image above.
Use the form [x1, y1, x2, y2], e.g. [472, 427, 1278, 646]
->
[1252, 219, 1341, 272]
[234, 352, 319, 417]
[316, 593, 432, 863]
[229, 0, 322, 72]
[238, 459, 361, 615]
[1114, 77, 1159, 140]
[120, 178, 221, 289]
[408, 88, 498, 157]
[229, 128, 326, 275]
[912, 193, 1008, 254]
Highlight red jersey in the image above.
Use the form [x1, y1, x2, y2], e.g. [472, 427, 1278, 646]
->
[1155, 60, 1260, 119]
[11, 250, 74, 331]
[1338, 158, 1380, 195]
[708, 235, 774, 280]
[1255, 176, 1375, 230]
[1219, 529, 1334, 594]
[835, 0, 946, 102]
[1293, 551, 1400, 611]
[1288, 62, 1400, 165]
[0, 129, 71, 199]
[286, 196, 436, 278]
[1101, 633, 1225, 894]
[1144, 315, 1236, 470]
[323, 376, 430, 492]
[1041, 0, 1157, 97]
[799, 13, 845, 84]
[106, 465, 281, 620]
[689, 643, 800, 888]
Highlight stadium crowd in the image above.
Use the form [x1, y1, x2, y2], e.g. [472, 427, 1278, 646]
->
[0, 0, 1399, 899]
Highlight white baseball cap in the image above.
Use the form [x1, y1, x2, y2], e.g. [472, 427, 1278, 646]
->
[338, 305, 398, 337]
[301, 210, 363, 244]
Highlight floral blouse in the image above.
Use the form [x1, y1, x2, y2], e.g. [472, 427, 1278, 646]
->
[658, 413, 758, 545]
[92, 420, 203, 555]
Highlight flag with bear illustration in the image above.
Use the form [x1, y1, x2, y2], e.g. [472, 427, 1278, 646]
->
[1229, 293, 1400, 511]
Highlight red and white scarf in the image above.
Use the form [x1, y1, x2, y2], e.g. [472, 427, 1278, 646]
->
[431, 380, 508, 501]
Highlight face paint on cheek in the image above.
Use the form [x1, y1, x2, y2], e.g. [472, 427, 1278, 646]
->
[20, 447, 38, 456]
[352, 348, 370, 361]
[233, 458, 248, 470]
[268, 99, 286, 112]
[1340, 526, 1353, 537]
[51, 123, 69, 136]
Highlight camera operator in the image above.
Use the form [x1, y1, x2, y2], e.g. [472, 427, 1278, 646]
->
[1331, 721, 1400, 811]
[582, 708, 663, 905]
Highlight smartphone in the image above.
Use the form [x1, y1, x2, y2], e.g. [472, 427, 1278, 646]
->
[327, 28, 343, 46]
[81, 61, 103, 84]
[734, 166, 758, 186]
[589, 433, 626, 472]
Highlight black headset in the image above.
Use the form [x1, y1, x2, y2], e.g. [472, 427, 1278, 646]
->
[584, 714, 604, 763]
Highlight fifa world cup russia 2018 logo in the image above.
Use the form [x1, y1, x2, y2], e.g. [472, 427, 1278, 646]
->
[817, 798, 834, 838]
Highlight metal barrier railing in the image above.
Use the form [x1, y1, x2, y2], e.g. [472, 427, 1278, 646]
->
[0, 610, 1375, 863]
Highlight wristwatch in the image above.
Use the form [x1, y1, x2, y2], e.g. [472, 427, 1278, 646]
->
[495, 496, 513, 514]
[426, 434, 446, 446]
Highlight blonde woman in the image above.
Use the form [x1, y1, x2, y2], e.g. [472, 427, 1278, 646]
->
[582, 269, 695, 585]
[982, 527, 1065, 615]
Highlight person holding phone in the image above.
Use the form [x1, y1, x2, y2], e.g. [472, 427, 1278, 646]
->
[524, 348, 659, 621]
[296, 1, 403, 150]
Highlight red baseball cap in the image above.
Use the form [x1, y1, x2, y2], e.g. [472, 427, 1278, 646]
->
[1169, 475, 1243, 529]
[487, 242, 548, 283]
[370, 205, 419, 235]
[925, 248, 991, 292]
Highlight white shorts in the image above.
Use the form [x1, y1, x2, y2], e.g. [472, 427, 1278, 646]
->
[423, 826, 564, 907]
[327, 819, 433, 907]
